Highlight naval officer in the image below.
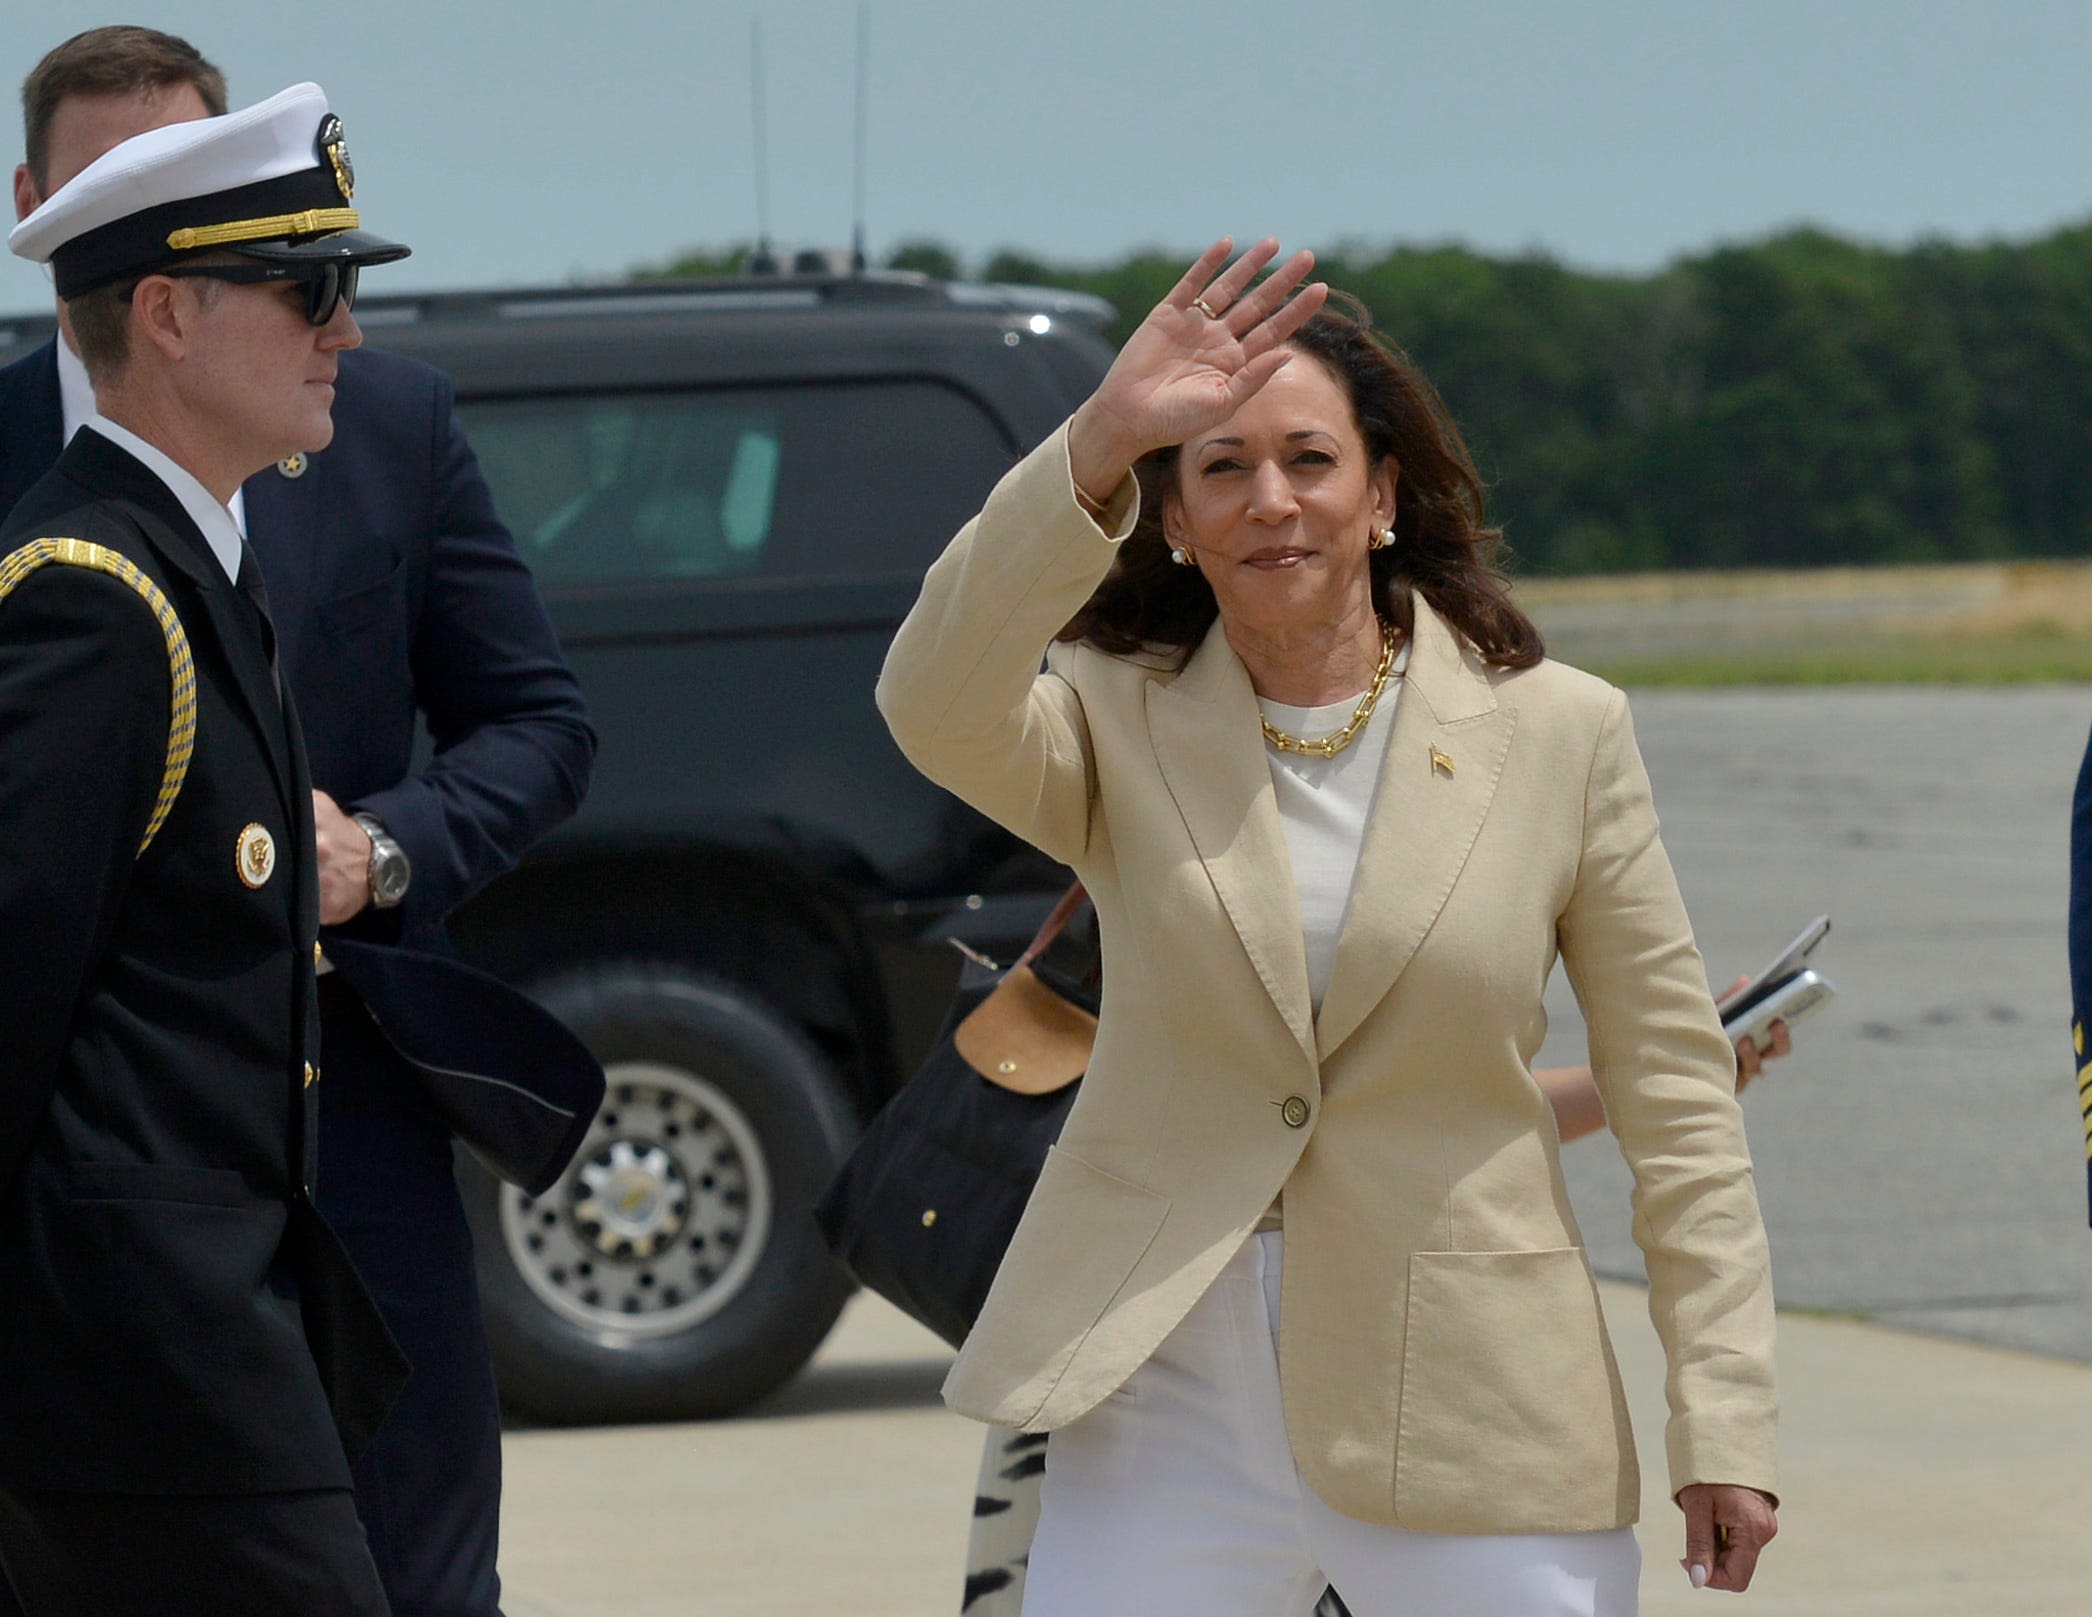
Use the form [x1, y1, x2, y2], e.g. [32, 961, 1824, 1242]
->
[3, 29, 603, 1616]
[0, 84, 412, 1615]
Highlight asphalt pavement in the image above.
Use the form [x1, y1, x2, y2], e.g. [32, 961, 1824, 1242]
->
[499, 686, 2092, 1615]
[1552, 686, 2092, 1361]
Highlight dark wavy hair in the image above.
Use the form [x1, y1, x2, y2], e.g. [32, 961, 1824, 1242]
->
[1056, 292, 1543, 670]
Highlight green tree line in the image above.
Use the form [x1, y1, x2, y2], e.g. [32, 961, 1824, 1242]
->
[660, 224, 2092, 574]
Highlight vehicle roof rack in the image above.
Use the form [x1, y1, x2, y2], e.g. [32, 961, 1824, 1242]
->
[348, 272, 1115, 332]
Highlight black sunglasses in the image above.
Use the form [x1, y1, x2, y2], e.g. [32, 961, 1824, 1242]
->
[147, 259, 360, 327]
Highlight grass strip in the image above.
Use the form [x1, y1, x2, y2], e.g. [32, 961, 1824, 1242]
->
[1578, 630, 2092, 687]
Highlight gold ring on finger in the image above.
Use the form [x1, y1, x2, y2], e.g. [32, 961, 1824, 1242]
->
[1192, 296, 1220, 319]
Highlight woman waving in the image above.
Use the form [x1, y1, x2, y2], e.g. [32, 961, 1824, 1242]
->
[879, 240, 1778, 1616]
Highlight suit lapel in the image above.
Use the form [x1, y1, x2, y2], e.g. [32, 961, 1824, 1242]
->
[187, 559, 296, 821]
[1314, 598, 1517, 1061]
[63, 431, 296, 820]
[1146, 623, 1317, 1064]
[242, 458, 316, 674]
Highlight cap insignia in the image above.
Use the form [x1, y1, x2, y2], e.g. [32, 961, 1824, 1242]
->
[317, 113, 355, 201]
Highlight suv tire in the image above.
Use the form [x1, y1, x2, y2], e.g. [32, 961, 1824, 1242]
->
[463, 963, 856, 1421]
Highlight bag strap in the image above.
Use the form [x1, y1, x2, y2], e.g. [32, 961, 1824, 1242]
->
[0, 537, 196, 855]
[1014, 881, 1088, 971]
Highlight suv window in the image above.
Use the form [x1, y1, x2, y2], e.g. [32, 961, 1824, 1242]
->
[461, 379, 1018, 588]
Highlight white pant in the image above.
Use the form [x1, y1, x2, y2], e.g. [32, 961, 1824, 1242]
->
[1022, 1231, 1640, 1617]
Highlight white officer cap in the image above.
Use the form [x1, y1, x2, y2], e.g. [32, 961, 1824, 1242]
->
[8, 81, 407, 298]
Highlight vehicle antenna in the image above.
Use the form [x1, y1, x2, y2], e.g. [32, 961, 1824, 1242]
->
[749, 18, 778, 275]
[850, 3, 870, 274]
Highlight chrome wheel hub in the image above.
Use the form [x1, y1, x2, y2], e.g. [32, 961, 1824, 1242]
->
[575, 1140, 687, 1258]
[500, 1060, 773, 1339]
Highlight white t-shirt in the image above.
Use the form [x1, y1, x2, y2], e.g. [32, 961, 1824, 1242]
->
[1255, 644, 1411, 1013]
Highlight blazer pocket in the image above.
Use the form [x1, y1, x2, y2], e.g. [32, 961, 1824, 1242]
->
[1394, 1247, 1636, 1532]
[54, 1183, 305, 1450]
[67, 1161, 254, 1207]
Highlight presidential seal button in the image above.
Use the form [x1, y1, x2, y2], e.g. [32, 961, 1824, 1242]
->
[236, 823, 277, 888]
[277, 452, 307, 479]
[1280, 1095, 1311, 1129]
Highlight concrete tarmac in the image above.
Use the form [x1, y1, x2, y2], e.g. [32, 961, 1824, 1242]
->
[500, 1285, 2092, 1616]
[500, 686, 2092, 1614]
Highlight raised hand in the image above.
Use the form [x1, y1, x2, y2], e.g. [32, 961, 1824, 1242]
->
[1067, 237, 1327, 506]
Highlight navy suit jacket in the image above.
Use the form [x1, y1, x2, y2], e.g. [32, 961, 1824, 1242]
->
[0, 340, 601, 1186]
[0, 338, 595, 954]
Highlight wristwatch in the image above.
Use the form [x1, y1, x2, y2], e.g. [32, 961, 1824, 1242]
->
[352, 812, 412, 909]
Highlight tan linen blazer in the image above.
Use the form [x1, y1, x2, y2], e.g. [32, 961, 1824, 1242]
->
[877, 424, 1778, 1535]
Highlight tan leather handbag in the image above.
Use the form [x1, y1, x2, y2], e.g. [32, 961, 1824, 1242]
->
[814, 885, 1093, 1345]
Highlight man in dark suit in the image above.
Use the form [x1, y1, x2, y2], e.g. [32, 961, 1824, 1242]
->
[4, 29, 598, 1617]
[0, 82, 414, 1614]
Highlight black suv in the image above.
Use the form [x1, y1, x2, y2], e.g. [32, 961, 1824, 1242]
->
[383, 275, 1113, 1421]
[0, 274, 1113, 1423]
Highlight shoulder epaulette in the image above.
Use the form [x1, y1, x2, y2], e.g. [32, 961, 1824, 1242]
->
[0, 537, 196, 854]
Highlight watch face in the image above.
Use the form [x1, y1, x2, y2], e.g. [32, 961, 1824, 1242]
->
[359, 816, 411, 907]
[373, 853, 410, 904]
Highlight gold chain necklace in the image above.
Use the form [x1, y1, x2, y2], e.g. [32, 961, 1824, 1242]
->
[1259, 622, 1400, 760]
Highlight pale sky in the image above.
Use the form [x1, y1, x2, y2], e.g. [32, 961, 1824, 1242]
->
[3, 0, 2087, 316]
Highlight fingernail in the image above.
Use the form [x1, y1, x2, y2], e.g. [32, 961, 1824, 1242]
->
[1690, 1564, 1710, 1590]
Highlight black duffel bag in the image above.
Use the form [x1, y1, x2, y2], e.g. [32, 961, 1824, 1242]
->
[815, 886, 1093, 1348]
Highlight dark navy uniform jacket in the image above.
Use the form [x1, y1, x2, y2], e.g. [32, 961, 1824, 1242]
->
[0, 340, 603, 1190]
[0, 429, 399, 1491]
[2071, 726, 2092, 1222]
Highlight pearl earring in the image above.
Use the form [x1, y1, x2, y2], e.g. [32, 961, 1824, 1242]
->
[1169, 545, 1195, 566]
[1369, 524, 1396, 551]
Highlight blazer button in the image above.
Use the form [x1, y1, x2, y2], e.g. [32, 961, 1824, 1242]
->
[304, 1062, 319, 1088]
[1280, 1095, 1310, 1129]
